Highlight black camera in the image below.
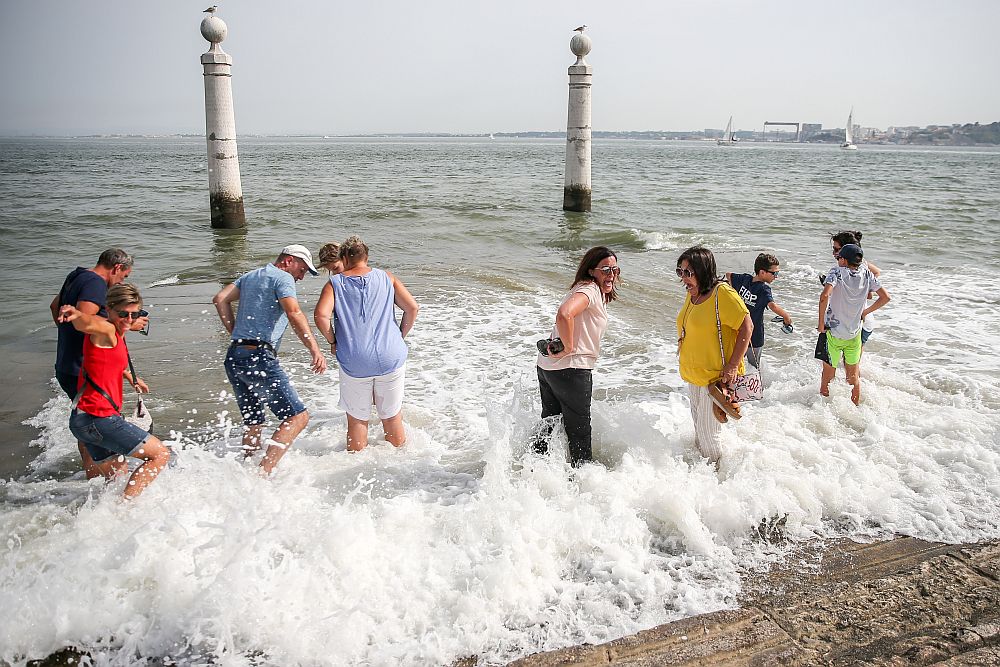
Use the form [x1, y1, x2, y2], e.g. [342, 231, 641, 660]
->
[536, 337, 564, 356]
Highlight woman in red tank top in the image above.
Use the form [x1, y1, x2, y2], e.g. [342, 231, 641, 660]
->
[59, 283, 170, 498]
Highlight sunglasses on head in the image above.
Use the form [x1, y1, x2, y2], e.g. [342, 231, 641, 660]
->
[116, 309, 149, 320]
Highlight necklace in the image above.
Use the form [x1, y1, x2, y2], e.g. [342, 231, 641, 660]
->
[678, 287, 713, 348]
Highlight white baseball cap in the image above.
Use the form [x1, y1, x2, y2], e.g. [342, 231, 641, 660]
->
[280, 244, 319, 275]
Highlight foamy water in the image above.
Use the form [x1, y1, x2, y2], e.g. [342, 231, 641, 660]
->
[2, 138, 999, 665]
[3, 249, 1000, 666]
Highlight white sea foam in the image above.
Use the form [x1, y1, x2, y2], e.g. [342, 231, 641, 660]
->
[148, 275, 181, 287]
[3, 266, 999, 666]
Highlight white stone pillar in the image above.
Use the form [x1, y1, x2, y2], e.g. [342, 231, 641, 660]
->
[200, 14, 245, 228]
[563, 30, 593, 212]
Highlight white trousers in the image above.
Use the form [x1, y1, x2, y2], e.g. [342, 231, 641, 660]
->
[687, 384, 723, 464]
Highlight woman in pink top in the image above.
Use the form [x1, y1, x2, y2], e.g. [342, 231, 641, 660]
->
[533, 246, 620, 466]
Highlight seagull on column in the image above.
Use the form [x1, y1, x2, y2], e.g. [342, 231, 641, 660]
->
[573, 25, 587, 32]
[203, 5, 218, 14]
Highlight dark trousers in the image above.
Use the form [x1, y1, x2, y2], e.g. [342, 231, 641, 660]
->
[533, 366, 593, 466]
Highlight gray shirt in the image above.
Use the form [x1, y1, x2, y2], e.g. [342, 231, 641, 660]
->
[824, 264, 881, 339]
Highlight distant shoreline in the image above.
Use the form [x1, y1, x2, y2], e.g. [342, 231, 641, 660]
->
[2, 122, 999, 146]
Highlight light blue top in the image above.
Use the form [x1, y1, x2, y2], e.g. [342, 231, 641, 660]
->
[232, 264, 297, 348]
[332, 268, 408, 378]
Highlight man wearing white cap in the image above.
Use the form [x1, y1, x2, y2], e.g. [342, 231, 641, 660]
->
[213, 244, 328, 475]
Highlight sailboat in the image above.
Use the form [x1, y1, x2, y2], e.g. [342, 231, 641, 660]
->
[717, 116, 736, 145]
[841, 108, 858, 150]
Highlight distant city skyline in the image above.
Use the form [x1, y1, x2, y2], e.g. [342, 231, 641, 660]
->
[1, 0, 997, 136]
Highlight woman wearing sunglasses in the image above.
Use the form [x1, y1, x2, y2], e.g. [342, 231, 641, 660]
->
[58, 283, 171, 498]
[676, 246, 753, 466]
[533, 246, 620, 467]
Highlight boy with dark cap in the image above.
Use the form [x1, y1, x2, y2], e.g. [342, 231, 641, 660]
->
[817, 244, 891, 404]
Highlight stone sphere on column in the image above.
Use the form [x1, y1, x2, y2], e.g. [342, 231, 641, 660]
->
[200, 16, 228, 44]
[570, 33, 592, 58]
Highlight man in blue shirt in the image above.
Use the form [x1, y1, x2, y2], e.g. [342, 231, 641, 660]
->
[213, 245, 327, 475]
[726, 253, 792, 369]
[49, 248, 146, 477]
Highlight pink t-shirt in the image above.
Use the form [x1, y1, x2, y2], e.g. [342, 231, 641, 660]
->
[537, 281, 608, 371]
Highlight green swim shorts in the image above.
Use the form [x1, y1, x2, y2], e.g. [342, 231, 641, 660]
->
[826, 331, 862, 367]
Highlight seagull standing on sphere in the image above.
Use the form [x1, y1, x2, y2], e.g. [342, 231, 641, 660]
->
[203, 5, 218, 14]
[573, 25, 587, 32]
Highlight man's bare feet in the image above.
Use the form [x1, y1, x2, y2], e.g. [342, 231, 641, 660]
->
[851, 385, 861, 405]
[819, 384, 830, 397]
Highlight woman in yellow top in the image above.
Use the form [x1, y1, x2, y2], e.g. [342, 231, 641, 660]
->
[675, 246, 753, 465]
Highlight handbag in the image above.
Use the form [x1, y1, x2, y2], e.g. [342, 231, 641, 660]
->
[74, 345, 154, 433]
[715, 287, 763, 402]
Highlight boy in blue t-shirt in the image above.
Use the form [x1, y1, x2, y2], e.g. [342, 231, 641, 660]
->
[726, 253, 792, 369]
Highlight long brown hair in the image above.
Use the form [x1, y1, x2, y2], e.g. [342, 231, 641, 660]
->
[572, 246, 619, 303]
[677, 246, 720, 296]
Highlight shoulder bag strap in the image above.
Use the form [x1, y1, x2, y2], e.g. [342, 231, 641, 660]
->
[715, 286, 725, 365]
[81, 368, 121, 414]
[123, 338, 140, 394]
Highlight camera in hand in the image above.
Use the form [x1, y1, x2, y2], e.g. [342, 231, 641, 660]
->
[536, 337, 564, 356]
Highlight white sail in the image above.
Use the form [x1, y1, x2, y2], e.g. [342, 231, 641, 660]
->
[841, 107, 858, 149]
[717, 116, 735, 145]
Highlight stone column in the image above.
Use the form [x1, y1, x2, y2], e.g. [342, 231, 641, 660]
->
[563, 30, 593, 212]
[200, 14, 245, 229]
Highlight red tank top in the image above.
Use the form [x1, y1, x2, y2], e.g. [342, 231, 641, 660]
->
[76, 332, 128, 417]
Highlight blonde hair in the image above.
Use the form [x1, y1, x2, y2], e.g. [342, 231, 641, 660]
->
[318, 242, 341, 266]
[106, 283, 142, 311]
[340, 236, 369, 266]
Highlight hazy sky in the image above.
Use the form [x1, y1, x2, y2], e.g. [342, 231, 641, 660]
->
[1, 0, 996, 135]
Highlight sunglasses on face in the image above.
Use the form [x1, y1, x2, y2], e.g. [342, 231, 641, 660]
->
[594, 266, 621, 276]
[116, 309, 149, 320]
[764, 269, 780, 276]
[676, 267, 695, 278]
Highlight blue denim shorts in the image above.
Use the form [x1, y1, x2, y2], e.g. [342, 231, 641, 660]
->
[70, 409, 151, 462]
[224, 343, 306, 426]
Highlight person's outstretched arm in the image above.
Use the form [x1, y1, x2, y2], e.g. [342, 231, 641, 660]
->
[280, 296, 327, 374]
[768, 301, 792, 325]
[57, 305, 116, 348]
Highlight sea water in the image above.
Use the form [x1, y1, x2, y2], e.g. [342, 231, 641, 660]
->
[0, 137, 999, 665]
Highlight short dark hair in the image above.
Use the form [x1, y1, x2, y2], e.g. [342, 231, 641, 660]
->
[97, 248, 133, 269]
[677, 246, 720, 296]
[831, 231, 862, 247]
[572, 246, 619, 303]
[754, 253, 779, 274]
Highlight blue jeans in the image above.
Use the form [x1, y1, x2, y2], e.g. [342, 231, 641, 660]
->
[70, 409, 150, 462]
[224, 343, 306, 426]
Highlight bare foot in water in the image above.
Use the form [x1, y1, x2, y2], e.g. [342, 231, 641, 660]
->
[851, 384, 861, 405]
[819, 383, 830, 397]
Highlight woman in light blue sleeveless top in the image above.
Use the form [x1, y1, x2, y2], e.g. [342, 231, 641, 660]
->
[314, 236, 420, 452]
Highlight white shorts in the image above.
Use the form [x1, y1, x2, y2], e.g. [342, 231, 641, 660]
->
[338, 364, 405, 421]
